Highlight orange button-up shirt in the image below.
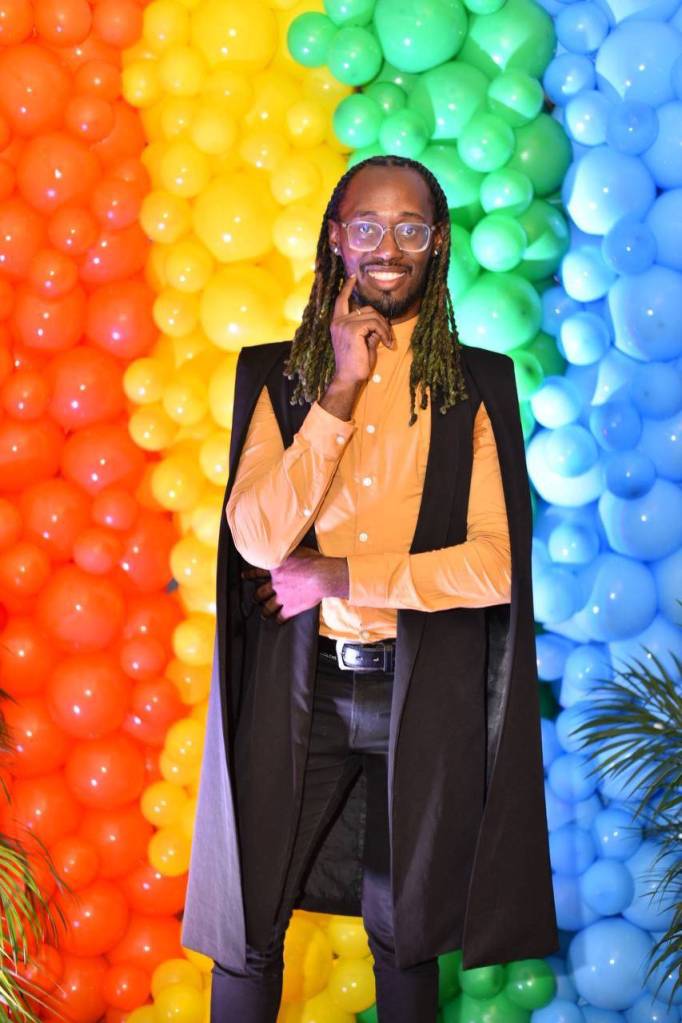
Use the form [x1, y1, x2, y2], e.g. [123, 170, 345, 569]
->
[225, 314, 512, 644]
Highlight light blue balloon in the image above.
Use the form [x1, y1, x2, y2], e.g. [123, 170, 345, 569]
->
[545, 782, 575, 831]
[561, 643, 612, 701]
[542, 286, 583, 336]
[546, 424, 599, 476]
[545, 956, 579, 1004]
[572, 552, 656, 641]
[592, 805, 642, 860]
[541, 718, 563, 769]
[564, 358, 601, 407]
[594, 0, 680, 22]
[573, 793, 603, 830]
[560, 311, 610, 365]
[627, 992, 679, 1023]
[645, 189, 682, 271]
[641, 101, 682, 189]
[563, 147, 656, 236]
[651, 547, 682, 627]
[595, 21, 682, 106]
[553, 872, 601, 931]
[601, 216, 657, 275]
[531, 376, 583, 427]
[548, 520, 600, 564]
[537, 631, 575, 679]
[639, 408, 682, 481]
[567, 918, 653, 1010]
[551, 823, 597, 875]
[589, 398, 642, 451]
[609, 265, 682, 361]
[562, 244, 617, 301]
[581, 1009, 625, 1023]
[643, 942, 682, 1007]
[604, 450, 655, 498]
[528, 430, 605, 506]
[609, 612, 682, 679]
[596, 754, 652, 804]
[580, 858, 634, 915]
[532, 998, 587, 1023]
[624, 840, 678, 931]
[556, 1, 608, 52]
[673, 53, 682, 100]
[534, 565, 582, 622]
[555, 701, 593, 755]
[549, 752, 600, 802]
[599, 480, 682, 560]
[544, 53, 596, 106]
[591, 348, 640, 407]
[564, 90, 611, 147]
[606, 101, 658, 155]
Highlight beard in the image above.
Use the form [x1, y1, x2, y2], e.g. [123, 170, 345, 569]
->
[354, 267, 428, 321]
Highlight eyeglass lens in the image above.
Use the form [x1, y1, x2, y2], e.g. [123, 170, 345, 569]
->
[346, 221, 431, 252]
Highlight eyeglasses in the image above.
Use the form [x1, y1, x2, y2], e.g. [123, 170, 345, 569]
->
[339, 219, 435, 253]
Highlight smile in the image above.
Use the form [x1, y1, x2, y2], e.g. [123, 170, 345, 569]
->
[365, 268, 409, 288]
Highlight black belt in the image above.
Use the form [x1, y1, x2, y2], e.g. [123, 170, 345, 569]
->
[318, 633, 396, 673]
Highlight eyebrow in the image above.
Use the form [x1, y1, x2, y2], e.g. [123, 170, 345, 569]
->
[351, 210, 428, 220]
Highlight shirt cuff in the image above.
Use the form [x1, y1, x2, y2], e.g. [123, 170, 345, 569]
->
[297, 400, 356, 460]
[347, 552, 417, 609]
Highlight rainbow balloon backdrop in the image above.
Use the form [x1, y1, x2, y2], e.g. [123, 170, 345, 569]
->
[0, 0, 679, 1022]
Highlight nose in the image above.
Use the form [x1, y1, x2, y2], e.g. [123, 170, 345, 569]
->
[372, 225, 403, 262]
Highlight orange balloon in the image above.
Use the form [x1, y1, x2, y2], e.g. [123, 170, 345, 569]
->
[73, 526, 123, 574]
[61, 422, 145, 495]
[53, 879, 130, 956]
[45, 953, 108, 1023]
[93, 0, 142, 47]
[74, 59, 121, 102]
[52, 33, 117, 73]
[118, 635, 166, 680]
[0, 196, 47, 278]
[118, 861, 187, 916]
[85, 279, 156, 358]
[0, 771, 83, 846]
[92, 100, 145, 168]
[48, 204, 98, 255]
[13, 282, 86, 351]
[102, 962, 151, 1011]
[90, 176, 140, 229]
[122, 677, 183, 746]
[0, 0, 33, 44]
[65, 732, 146, 808]
[17, 132, 99, 214]
[46, 345, 124, 430]
[114, 509, 176, 594]
[27, 247, 79, 298]
[36, 564, 126, 651]
[65, 94, 115, 143]
[0, 44, 71, 135]
[79, 221, 147, 285]
[49, 835, 100, 890]
[0, 159, 15, 200]
[108, 914, 183, 973]
[1, 368, 50, 419]
[0, 496, 21, 545]
[16, 942, 63, 995]
[111, 155, 149, 195]
[35, 0, 92, 46]
[91, 487, 138, 531]
[1, 695, 71, 778]
[0, 417, 63, 491]
[78, 802, 153, 879]
[0, 616, 56, 697]
[0, 539, 51, 597]
[123, 593, 182, 644]
[19, 478, 91, 561]
[46, 649, 131, 739]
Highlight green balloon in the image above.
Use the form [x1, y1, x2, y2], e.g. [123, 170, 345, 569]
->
[364, 80, 407, 116]
[372, 59, 420, 92]
[379, 108, 429, 158]
[480, 169, 533, 216]
[287, 12, 337, 68]
[327, 25, 383, 85]
[456, 271, 542, 351]
[510, 348, 544, 401]
[443, 990, 529, 1023]
[324, 0, 376, 26]
[437, 950, 462, 1006]
[356, 1004, 378, 1023]
[463, 0, 505, 14]
[459, 962, 506, 999]
[457, 112, 515, 172]
[471, 213, 527, 272]
[487, 70, 544, 127]
[408, 61, 488, 139]
[505, 958, 558, 1010]
[333, 92, 383, 148]
[421, 144, 483, 210]
[346, 142, 384, 168]
[374, 0, 468, 73]
[526, 330, 566, 376]
[506, 113, 572, 197]
[516, 199, 569, 280]
[458, 0, 556, 80]
[448, 224, 480, 301]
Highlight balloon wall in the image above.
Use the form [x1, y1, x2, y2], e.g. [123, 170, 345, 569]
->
[0, 0, 679, 1021]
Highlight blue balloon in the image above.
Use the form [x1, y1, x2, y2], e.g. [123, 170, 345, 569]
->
[639, 408, 682, 481]
[548, 520, 600, 565]
[556, 1, 609, 53]
[545, 955, 579, 1003]
[641, 102, 682, 189]
[627, 992, 679, 1023]
[565, 90, 611, 146]
[545, 781, 575, 831]
[651, 547, 682, 627]
[672, 54, 682, 100]
[573, 793, 603, 829]
[567, 918, 653, 1009]
[580, 858, 634, 915]
[609, 266, 682, 361]
[592, 349, 640, 406]
[645, 189, 682, 271]
[599, 480, 682, 560]
[546, 424, 600, 476]
[609, 612, 682, 679]
[553, 872, 601, 931]
[528, 429, 605, 506]
[561, 644, 612, 705]
[537, 631, 575, 680]
[560, 311, 611, 364]
[643, 942, 682, 1007]
[564, 147, 656, 236]
[573, 552, 657, 641]
[596, 0, 680, 21]
[534, 565, 582, 623]
[592, 805, 642, 860]
[630, 361, 682, 420]
[581, 1009, 625, 1023]
[542, 718, 564, 769]
[605, 101, 658, 155]
[589, 398, 642, 451]
[542, 285, 583, 336]
[601, 216, 657, 275]
[531, 376, 584, 427]
[604, 450, 655, 498]
[624, 840, 678, 930]
[596, 754, 652, 804]
[549, 752, 600, 802]
[562, 243, 617, 301]
[555, 700, 599, 754]
[532, 998, 587, 1023]
[551, 822, 597, 875]
[595, 21, 682, 106]
[544, 53, 596, 106]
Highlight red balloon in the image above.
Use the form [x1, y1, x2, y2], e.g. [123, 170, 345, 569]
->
[0, 771, 83, 846]
[73, 526, 123, 574]
[12, 282, 86, 352]
[19, 478, 91, 562]
[16, 941, 63, 995]
[0, 45, 71, 136]
[49, 835, 100, 891]
[1, 695, 71, 776]
[0, 540, 51, 597]
[0, 496, 22, 545]
[118, 635, 166, 680]
[52, 33, 117, 73]
[0, 0, 33, 45]
[73, 59, 121, 102]
[61, 422, 145, 495]
[122, 677, 183, 746]
[108, 914, 183, 973]
[92, 101, 145, 168]
[65, 94, 115, 144]
[53, 878, 130, 956]
[45, 953, 107, 1023]
[0, 279, 14, 322]
[27, 247, 79, 298]
[102, 962, 151, 1011]
[36, 564, 126, 651]
[0, 417, 63, 491]
[119, 861, 187, 917]
[79, 221, 147, 285]
[1, 368, 51, 419]
[122, 593, 183, 646]
[78, 802, 152, 879]
[0, 616, 56, 697]
[114, 509, 176, 594]
[90, 177, 141, 229]
[0, 196, 47, 279]
[64, 732, 146, 808]
[92, 0, 142, 48]
[35, 0, 92, 46]
[91, 487, 138, 532]
[46, 650, 131, 739]
[0, 159, 15, 201]
[46, 346, 124, 431]
[48, 204, 98, 255]
[111, 156, 149, 195]
[16, 132, 100, 214]
[85, 279, 155, 359]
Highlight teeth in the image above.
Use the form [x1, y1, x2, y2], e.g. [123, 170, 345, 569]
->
[368, 271, 405, 281]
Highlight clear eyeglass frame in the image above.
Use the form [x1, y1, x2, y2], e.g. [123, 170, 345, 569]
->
[338, 219, 435, 253]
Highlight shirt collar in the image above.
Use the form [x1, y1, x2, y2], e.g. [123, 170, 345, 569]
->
[390, 312, 420, 353]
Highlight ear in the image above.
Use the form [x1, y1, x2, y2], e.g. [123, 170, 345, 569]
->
[328, 220, 341, 254]
[433, 221, 445, 256]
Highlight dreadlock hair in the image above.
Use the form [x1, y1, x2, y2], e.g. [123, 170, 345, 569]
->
[282, 154, 468, 427]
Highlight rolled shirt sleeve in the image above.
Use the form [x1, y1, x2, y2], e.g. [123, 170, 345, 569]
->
[226, 384, 355, 570]
[346, 402, 512, 611]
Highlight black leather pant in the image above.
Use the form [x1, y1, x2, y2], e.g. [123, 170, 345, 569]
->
[210, 647, 439, 1022]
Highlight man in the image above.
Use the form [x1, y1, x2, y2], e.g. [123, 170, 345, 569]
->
[181, 155, 559, 1022]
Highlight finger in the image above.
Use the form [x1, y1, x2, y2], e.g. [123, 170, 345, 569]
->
[241, 568, 270, 579]
[263, 595, 283, 616]
[333, 273, 357, 319]
[354, 314, 392, 349]
[255, 582, 274, 602]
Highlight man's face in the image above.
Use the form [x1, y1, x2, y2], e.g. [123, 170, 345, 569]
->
[327, 165, 442, 324]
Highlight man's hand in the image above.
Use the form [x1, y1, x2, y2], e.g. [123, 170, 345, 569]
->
[241, 547, 349, 625]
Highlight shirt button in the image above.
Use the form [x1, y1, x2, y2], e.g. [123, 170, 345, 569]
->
[303, 507, 311, 516]
[335, 434, 346, 445]
[360, 629, 370, 641]
[366, 423, 376, 434]
[362, 476, 372, 487]
[358, 531, 368, 542]
[372, 373, 381, 383]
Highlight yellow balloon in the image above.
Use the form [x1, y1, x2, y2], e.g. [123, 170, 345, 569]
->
[152, 959, 203, 997]
[173, 613, 215, 665]
[129, 405, 178, 451]
[308, 146, 347, 199]
[179, 795, 197, 840]
[273, 202, 320, 261]
[158, 45, 206, 96]
[199, 266, 282, 350]
[301, 66, 351, 111]
[140, 191, 192, 244]
[166, 658, 211, 705]
[143, 0, 189, 52]
[126, 1007, 157, 1023]
[122, 61, 161, 108]
[190, 100, 238, 155]
[164, 238, 214, 293]
[270, 154, 321, 205]
[284, 276, 314, 324]
[148, 825, 192, 876]
[154, 983, 204, 1023]
[286, 100, 327, 149]
[244, 69, 301, 131]
[165, 718, 204, 765]
[158, 96, 195, 140]
[188, 489, 224, 546]
[151, 453, 204, 510]
[207, 355, 238, 428]
[145, 244, 168, 291]
[282, 917, 333, 1004]
[192, 173, 275, 263]
[189, 701, 208, 727]
[122, 40, 157, 66]
[198, 430, 229, 485]
[327, 957, 375, 1013]
[182, 948, 214, 975]
[160, 140, 211, 198]
[141, 780, 189, 828]
[202, 67, 253, 117]
[141, 142, 167, 189]
[300, 990, 354, 1023]
[172, 328, 212, 364]
[170, 534, 214, 588]
[162, 369, 207, 425]
[190, 0, 277, 70]
[326, 917, 371, 959]
[239, 127, 290, 173]
[124, 357, 171, 405]
[153, 288, 199, 337]
[159, 750, 197, 786]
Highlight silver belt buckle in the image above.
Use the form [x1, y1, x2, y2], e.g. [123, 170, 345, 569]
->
[335, 639, 390, 672]
[335, 639, 353, 670]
